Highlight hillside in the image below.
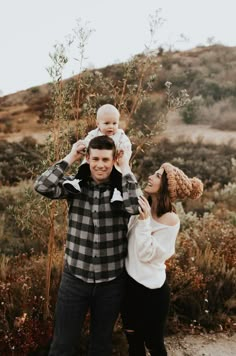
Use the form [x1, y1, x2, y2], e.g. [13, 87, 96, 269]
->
[0, 44, 236, 145]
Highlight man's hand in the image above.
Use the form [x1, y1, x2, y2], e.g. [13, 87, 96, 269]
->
[63, 140, 86, 166]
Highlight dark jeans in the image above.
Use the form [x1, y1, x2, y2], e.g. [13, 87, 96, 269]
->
[49, 264, 126, 356]
[121, 274, 170, 356]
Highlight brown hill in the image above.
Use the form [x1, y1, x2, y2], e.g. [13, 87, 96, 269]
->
[1, 45, 236, 146]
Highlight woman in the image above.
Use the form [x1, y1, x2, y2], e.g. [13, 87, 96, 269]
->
[122, 162, 203, 356]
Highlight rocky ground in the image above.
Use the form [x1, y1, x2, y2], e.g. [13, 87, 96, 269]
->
[110, 331, 236, 356]
[166, 332, 236, 356]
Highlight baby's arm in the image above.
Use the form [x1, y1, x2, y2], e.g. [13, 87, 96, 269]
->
[117, 132, 132, 155]
[80, 128, 99, 148]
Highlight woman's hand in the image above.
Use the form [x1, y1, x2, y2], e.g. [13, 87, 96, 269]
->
[138, 195, 151, 220]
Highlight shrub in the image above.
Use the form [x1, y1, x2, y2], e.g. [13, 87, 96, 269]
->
[212, 111, 236, 131]
[167, 211, 236, 332]
[0, 253, 62, 354]
[0, 139, 42, 185]
[198, 97, 236, 130]
[0, 184, 66, 255]
[200, 80, 234, 101]
[180, 96, 203, 124]
[214, 182, 236, 210]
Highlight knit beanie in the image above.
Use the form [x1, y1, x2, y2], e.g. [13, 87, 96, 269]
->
[161, 162, 203, 202]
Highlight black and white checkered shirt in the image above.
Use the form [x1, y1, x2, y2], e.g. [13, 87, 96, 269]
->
[34, 160, 140, 283]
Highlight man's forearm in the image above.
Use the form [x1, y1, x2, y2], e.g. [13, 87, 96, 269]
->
[119, 164, 132, 176]
[63, 152, 79, 166]
[122, 173, 141, 215]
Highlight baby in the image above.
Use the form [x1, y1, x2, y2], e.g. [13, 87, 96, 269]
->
[80, 103, 131, 154]
[63, 104, 132, 193]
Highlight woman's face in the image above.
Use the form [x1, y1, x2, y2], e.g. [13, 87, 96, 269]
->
[144, 167, 164, 195]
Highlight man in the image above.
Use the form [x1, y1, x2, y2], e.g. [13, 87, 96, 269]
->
[34, 135, 140, 356]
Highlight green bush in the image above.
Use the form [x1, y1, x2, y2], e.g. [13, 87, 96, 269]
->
[30, 86, 40, 94]
[0, 138, 42, 185]
[180, 96, 203, 124]
[199, 81, 236, 102]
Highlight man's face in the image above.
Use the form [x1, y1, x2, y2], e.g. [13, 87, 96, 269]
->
[86, 148, 115, 184]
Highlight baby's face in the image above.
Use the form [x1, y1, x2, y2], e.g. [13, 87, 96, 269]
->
[97, 112, 119, 136]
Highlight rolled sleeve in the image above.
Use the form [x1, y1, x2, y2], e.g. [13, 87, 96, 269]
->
[122, 173, 141, 215]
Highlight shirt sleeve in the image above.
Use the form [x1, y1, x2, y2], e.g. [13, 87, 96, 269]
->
[133, 217, 178, 263]
[121, 173, 141, 215]
[34, 160, 71, 199]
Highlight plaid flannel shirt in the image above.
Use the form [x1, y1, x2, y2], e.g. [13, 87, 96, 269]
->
[34, 160, 140, 283]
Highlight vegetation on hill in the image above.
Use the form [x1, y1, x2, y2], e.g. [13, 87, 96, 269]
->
[0, 45, 236, 139]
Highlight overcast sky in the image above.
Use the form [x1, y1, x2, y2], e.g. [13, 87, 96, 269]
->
[0, 0, 235, 96]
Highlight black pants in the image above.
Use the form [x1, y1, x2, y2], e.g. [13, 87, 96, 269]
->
[49, 266, 126, 356]
[121, 274, 170, 356]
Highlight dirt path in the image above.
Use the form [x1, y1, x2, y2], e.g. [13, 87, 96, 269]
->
[159, 112, 236, 147]
[112, 332, 236, 355]
[1, 111, 236, 147]
[166, 332, 236, 356]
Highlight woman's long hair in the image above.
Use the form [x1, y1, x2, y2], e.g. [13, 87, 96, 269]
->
[148, 170, 176, 217]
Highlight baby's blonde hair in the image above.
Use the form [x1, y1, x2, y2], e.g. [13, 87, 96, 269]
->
[96, 104, 120, 121]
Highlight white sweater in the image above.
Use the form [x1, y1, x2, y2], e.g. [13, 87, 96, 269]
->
[125, 215, 180, 289]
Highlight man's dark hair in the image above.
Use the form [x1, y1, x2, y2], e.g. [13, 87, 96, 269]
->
[87, 135, 116, 157]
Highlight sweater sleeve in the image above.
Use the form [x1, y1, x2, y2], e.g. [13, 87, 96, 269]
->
[134, 217, 179, 263]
